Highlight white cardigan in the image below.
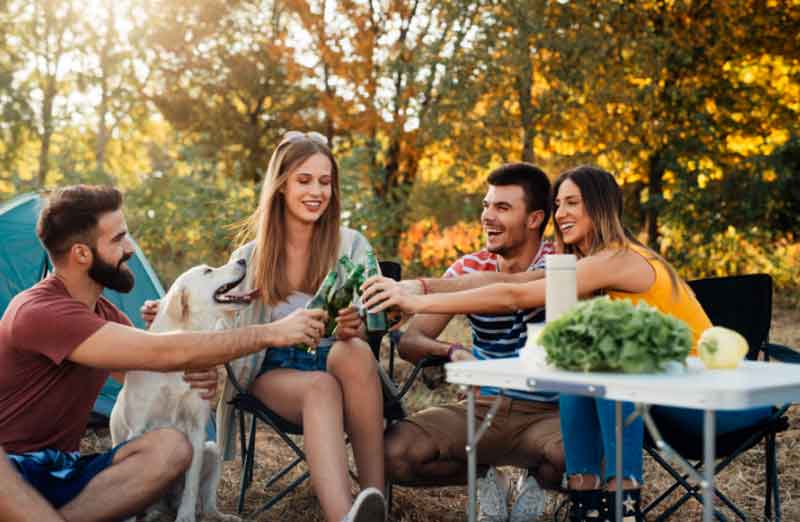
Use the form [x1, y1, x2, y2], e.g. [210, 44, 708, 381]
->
[216, 227, 374, 460]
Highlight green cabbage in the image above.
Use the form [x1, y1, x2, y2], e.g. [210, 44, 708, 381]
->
[539, 297, 692, 373]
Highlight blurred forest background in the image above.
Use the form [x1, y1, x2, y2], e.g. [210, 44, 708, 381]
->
[1, 0, 798, 298]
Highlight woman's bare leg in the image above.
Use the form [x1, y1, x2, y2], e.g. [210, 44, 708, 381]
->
[251, 368, 351, 522]
[326, 338, 385, 493]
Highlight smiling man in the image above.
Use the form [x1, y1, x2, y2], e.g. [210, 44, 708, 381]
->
[384, 163, 564, 522]
[0, 185, 326, 522]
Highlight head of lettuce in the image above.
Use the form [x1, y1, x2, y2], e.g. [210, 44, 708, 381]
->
[539, 297, 693, 373]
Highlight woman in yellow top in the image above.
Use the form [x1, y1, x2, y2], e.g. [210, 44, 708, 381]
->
[363, 166, 721, 521]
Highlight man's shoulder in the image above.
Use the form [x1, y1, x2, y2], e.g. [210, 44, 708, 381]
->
[445, 250, 498, 277]
[529, 240, 556, 269]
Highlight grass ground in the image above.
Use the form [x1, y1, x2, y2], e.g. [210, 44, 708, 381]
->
[82, 299, 800, 521]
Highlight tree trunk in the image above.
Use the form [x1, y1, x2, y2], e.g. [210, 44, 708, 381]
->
[37, 79, 55, 188]
[646, 151, 664, 247]
[515, 19, 535, 164]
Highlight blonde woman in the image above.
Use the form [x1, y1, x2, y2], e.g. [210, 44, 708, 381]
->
[142, 132, 386, 522]
[227, 131, 386, 522]
[362, 166, 714, 521]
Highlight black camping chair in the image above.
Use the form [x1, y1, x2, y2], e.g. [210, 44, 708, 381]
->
[224, 260, 407, 518]
[643, 274, 800, 522]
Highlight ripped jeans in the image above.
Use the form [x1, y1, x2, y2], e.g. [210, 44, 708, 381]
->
[559, 395, 643, 485]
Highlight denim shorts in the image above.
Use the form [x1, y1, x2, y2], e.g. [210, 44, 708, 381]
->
[8, 442, 128, 508]
[258, 339, 334, 376]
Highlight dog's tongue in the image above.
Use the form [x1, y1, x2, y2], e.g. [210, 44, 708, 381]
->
[228, 288, 260, 302]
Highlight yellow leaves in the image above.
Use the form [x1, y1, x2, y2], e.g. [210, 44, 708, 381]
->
[727, 129, 789, 156]
[697, 173, 708, 188]
[627, 76, 652, 88]
[704, 98, 717, 114]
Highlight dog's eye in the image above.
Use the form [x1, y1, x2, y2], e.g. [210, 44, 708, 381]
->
[203, 268, 212, 275]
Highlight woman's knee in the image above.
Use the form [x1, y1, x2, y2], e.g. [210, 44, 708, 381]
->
[303, 371, 343, 406]
[328, 338, 377, 382]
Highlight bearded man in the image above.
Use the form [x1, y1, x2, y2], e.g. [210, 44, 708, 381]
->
[0, 185, 325, 521]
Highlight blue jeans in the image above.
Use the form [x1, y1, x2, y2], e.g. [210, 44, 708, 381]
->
[560, 395, 644, 484]
[650, 405, 774, 436]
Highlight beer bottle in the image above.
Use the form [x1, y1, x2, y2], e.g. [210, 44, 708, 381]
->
[364, 251, 387, 334]
[295, 270, 338, 352]
[326, 264, 365, 336]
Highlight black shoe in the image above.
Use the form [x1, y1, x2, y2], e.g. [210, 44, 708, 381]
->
[601, 489, 644, 522]
[555, 490, 604, 522]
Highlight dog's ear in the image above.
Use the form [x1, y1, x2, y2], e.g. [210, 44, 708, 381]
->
[165, 285, 190, 323]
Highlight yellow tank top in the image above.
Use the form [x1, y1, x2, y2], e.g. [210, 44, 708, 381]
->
[607, 244, 711, 355]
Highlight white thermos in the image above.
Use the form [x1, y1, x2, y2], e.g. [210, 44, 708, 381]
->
[545, 254, 577, 323]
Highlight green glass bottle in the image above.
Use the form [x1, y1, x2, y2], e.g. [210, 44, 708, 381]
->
[326, 264, 365, 336]
[364, 251, 387, 334]
[295, 270, 338, 352]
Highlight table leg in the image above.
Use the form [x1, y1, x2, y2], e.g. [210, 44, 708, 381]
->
[615, 400, 623, 522]
[466, 385, 476, 522]
[703, 409, 715, 522]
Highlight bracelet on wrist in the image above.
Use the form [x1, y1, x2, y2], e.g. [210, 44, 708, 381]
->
[417, 277, 430, 295]
[447, 342, 467, 361]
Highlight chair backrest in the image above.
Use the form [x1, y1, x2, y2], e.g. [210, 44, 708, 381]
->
[366, 261, 402, 360]
[687, 273, 772, 360]
[379, 260, 402, 281]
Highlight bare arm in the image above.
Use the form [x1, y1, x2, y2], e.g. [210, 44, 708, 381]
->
[0, 447, 65, 522]
[421, 269, 545, 293]
[68, 308, 327, 372]
[397, 313, 454, 364]
[363, 249, 653, 315]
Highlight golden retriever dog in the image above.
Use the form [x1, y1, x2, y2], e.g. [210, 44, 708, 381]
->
[110, 259, 257, 522]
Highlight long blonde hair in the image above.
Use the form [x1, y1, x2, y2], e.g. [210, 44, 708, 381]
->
[553, 165, 685, 296]
[237, 134, 341, 305]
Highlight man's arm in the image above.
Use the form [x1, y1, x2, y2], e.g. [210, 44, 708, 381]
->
[397, 313, 454, 364]
[68, 308, 326, 372]
[405, 269, 545, 295]
[0, 447, 65, 522]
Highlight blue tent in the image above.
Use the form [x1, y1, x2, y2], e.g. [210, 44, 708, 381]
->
[0, 192, 166, 418]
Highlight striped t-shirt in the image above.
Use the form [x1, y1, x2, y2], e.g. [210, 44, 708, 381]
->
[444, 241, 557, 402]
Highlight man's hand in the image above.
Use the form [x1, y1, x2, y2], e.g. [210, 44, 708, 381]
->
[270, 308, 327, 347]
[140, 299, 160, 327]
[450, 347, 476, 362]
[335, 306, 365, 340]
[183, 367, 219, 401]
[361, 276, 422, 320]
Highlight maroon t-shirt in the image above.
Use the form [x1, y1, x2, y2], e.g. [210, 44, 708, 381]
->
[0, 276, 131, 453]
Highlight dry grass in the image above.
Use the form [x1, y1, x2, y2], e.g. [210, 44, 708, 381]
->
[82, 304, 800, 521]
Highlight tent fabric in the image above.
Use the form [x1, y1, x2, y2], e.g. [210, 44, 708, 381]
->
[0, 192, 166, 417]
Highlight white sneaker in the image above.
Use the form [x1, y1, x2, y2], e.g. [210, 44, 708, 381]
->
[477, 467, 509, 522]
[509, 472, 545, 522]
[341, 487, 386, 522]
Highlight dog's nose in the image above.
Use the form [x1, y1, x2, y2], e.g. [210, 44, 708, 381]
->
[237, 259, 246, 268]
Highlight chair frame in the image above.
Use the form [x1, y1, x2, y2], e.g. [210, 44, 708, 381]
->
[642, 273, 798, 522]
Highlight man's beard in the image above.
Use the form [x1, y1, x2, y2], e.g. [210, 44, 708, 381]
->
[89, 248, 135, 293]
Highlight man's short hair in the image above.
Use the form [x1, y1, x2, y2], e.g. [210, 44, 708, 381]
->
[36, 185, 123, 260]
[487, 163, 551, 235]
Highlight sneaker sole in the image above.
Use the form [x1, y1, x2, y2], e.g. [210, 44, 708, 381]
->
[351, 490, 385, 522]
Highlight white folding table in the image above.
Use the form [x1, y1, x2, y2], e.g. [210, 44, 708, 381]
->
[446, 357, 800, 522]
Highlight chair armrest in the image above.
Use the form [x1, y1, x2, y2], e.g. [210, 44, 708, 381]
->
[392, 355, 450, 402]
[224, 362, 248, 396]
[766, 343, 800, 364]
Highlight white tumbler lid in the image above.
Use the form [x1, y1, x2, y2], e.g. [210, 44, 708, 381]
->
[545, 254, 577, 270]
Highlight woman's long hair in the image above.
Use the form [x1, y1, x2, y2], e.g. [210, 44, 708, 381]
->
[553, 165, 684, 295]
[237, 135, 341, 305]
